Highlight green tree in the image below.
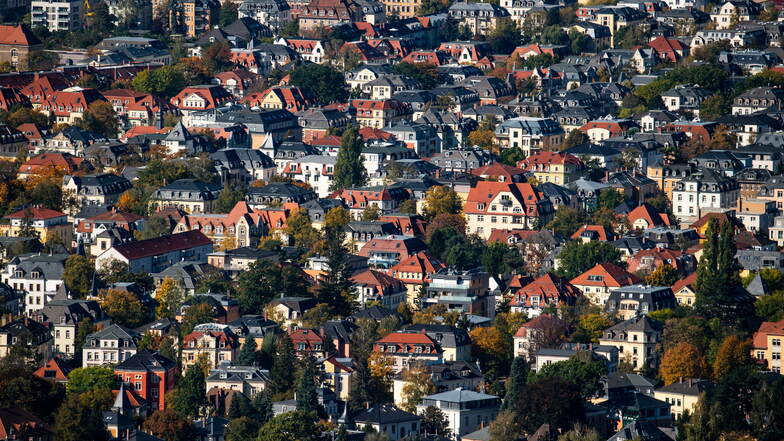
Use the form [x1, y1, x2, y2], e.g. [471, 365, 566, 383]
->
[154, 277, 184, 320]
[533, 355, 606, 398]
[214, 185, 245, 213]
[361, 204, 380, 221]
[481, 242, 524, 279]
[398, 199, 417, 214]
[296, 356, 320, 415]
[700, 94, 731, 120]
[100, 289, 148, 328]
[694, 218, 752, 327]
[487, 19, 523, 54]
[285, 208, 320, 250]
[597, 189, 625, 210]
[78, 101, 118, 138]
[220, 1, 239, 26]
[556, 241, 623, 280]
[181, 302, 216, 335]
[66, 367, 117, 395]
[237, 338, 258, 366]
[392, 62, 440, 90]
[269, 335, 296, 398]
[514, 377, 585, 433]
[131, 65, 186, 99]
[225, 416, 260, 441]
[236, 261, 309, 314]
[488, 410, 522, 441]
[256, 410, 318, 441]
[756, 290, 784, 321]
[324, 206, 351, 231]
[54, 394, 111, 441]
[63, 255, 95, 298]
[331, 125, 367, 191]
[500, 147, 525, 166]
[503, 357, 528, 410]
[420, 405, 451, 438]
[170, 365, 208, 419]
[547, 207, 588, 237]
[289, 63, 348, 105]
[315, 230, 356, 316]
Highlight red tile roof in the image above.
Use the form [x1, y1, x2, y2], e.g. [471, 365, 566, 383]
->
[627, 203, 671, 228]
[0, 407, 50, 439]
[570, 262, 641, 288]
[5, 206, 66, 220]
[519, 151, 583, 169]
[671, 272, 697, 293]
[352, 269, 405, 295]
[18, 153, 83, 175]
[753, 319, 784, 349]
[389, 251, 445, 281]
[571, 225, 614, 241]
[110, 230, 212, 260]
[0, 24, 41, 46]
[512, 273, 582, 308]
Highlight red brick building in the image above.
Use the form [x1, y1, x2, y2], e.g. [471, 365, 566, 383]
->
[113, 350, 177, 411]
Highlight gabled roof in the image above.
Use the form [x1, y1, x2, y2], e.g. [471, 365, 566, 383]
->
[353, 404, 420, 424]
[0, 24, 42, 46]
[5, 206, 66, 220]
[115, 350, 176, 372]
[627, 203, 671, 228]
[108, 230, 212, 260]
[570, 262, 641, 288]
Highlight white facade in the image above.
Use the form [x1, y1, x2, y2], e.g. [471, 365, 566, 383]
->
[31, 0, 82, 32]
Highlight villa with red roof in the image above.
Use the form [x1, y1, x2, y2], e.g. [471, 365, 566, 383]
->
[16, 123, 47, 149]
[627, 203, 671, 230]
[275, 37, 327, 64]
[470, 162, 527, 183]
[388, 250, 446, 303]
[401, 50, 450, 66]
[570, 262, 642, 306]
[752, 319, 784, 373]
[172, 201, 278, 250]
[465, 181, 554, 239]
[243, 86, 309, 111]
[0, 24, 43, 70]
[648, 36, 688, 63]
[213, 69, 258, 98]
[519, 151, 584, 185]
[1, 206, 71, 244]
[182, 327, 240, 370]
[353, 99, 411, 128]
[571, 225, 616, 242]
[170, 85, 234, 116]
[17, 153, 84, 180]
[0, 87, 29, 111]
[579, 118, 638, 142]
[351, 269, 407, 309]
[102, 89, 171, 127]
[94, 230, 213, 273]
[38, 88, 107, 125]
[373, 331, 443, 372]
[509, 273, 582, 316]
[671, 272, 697, 307]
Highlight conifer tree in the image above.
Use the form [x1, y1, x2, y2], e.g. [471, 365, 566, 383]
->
[296, 357, 320, 415]
[331, 125, 367, 191]
[269, 335, 296, 397]
[503, 357, 529, 410]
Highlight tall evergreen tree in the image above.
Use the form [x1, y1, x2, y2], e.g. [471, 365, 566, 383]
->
[252, 389, 274, 425]
[503, 357, 529, 410]
[695, 218, 753, 326]
[330, 125, 367, 191]
[237, 338, 258, 366]
[171, 366, 209, 418]
[269, 335, 296, 397]
[296, 356, 320, 415]
[316, 230, 355, 316]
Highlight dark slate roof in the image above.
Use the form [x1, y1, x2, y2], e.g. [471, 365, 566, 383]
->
[353, 404, 420, 424]
[350, 305, 401, 321]
[115, 350, 176, 371]
[654, 378, 714, 396]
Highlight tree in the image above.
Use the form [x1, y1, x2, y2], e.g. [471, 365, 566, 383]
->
[296, 357, 321, 416]
[556, 241, 623, 280]
[54, 394, 111, 441]
[142, 409, 195, 441]
[398, 199, 417, 214]
[289, 63, 348, 105]
[252, 389, 274, 424]
[420, 405, 450, 438]
[26, 51, 59, 71]
[700, 94, 731, 120]
[488, 410, 522, 441]
[660, 342, 709, 385]
[237, 338, 258, 366]
[170, 364, 208, 419]
[392, 62, 440, 90]
[214, 186, 245, 213]
[324, 206, 351, 231]
[66, 367, 116, 395]
[63, 255, 95, 298]
[756, 290, 784, 321]
[361, 204, 380, 221]
[131, 65, 186, 99]
[269, 335, 296, 398]
[315, 230, 356, 316]
[225, 416, 260, 441]
[423, 186, 462, 221]
[597, 189, 625, 210]
[481, 242, 524, 279]
[100, 289, 147, 328]
[220, 1, 239, 26]
[236, 261, 309, 314]
[349, 319, 388, 410]
[547, 207, 588, 237]
[0, 363, 66, 419]
[256, 410, 318, 441]
[467, 128, 496, 151]
[503, 357, 529, 410]
[470, 327, 509, 379]
[286, 209, 320, 250]
[533, 355, 606, 398]
[425, 214, 466, 241]
[78, 101, 118, 138]
[400, 366, 435, 412]
[417, 0, 450, 15]
[487, 19, 523, 54]
[558, 426, 602, 441]
[515, 377, 585, 433]
[645, 264, 680, 287]
[694, 218, 752, 327]
[713, 335, 750, 380]
[202, 41, 232, 74]
[154, 277, 184, 320]
[181, 302, 216, 335]
[330, 125, 367, 191]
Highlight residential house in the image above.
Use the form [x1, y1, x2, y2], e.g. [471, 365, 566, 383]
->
[373, 331, 443, 373]
[0, 24, 44, 69]
[2, 253, 67, 316]
[519, 151, 584, 186]
[206, 365, 269, 398]
[599, 315, 663, 371]
[570, 263, 642, 306]
[509, 273, 582, 317]
[0, 318, 52, 360]
[732, 87, 784, 115]
[353, 99, 411, 129]
[62, 174, 133, 212]
[170, 85, 234, 116]
[448, 2, 510, 36]
[82, 324, 140, 367]
[751, 319, 784, 373]
[114, 351, 177, 411]
[351, 269, 407, 309]
[182, 324, 240, 370]
[422, 268, 492, 317]
[464, 181, 555, 239]
[605, 285, 677, 320]
[417, 389, 500, 439]
[653, 379, 714, 419]
[95, 230, 213, 273]
[148, 179, 221, 214]
[35, 297, 104, 358]
[353, 404, 421, 441]
[672, 169, 740, 225]
[388, 251, 446, 305]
